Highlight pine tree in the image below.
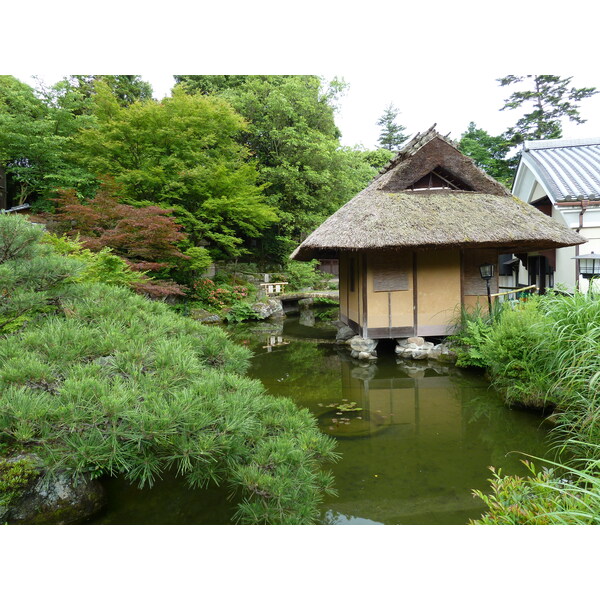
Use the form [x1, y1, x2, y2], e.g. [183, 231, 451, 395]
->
[499, 75, 598, 146]
[376, 103, 409, 151]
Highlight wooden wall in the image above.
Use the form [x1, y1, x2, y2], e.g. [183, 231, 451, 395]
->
[338, 247, 500, 339]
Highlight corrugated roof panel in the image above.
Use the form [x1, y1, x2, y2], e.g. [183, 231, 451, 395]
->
[524, 140, 600, 201]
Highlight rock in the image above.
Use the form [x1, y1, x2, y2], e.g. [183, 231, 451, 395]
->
[336, 325, 356, 343]
[395, 337, 455, 363]
[1, 455, 106, 524]
[251, 298, 285, 320]
[298, 297, 314, 308]
[349, 336, 378, 354]
[429, 344, 443, 360]
[299, 310, 315, 327]
[189, 308, 223, 324]
[358, 351, 372, 361]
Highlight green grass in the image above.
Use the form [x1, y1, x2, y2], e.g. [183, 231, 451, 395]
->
[460, 291, 600, 524]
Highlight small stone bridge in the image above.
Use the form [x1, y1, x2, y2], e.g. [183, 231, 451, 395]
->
[278, 290, 339, 302]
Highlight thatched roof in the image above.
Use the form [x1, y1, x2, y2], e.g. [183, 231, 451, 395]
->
[291, 126, 586, 260]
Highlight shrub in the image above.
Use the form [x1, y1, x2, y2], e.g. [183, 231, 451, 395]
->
[0, 215, 81, 332]
[472, 458, 600, 525]
[479, 298, 550, 407]
[283, 259, 330, 291]
[190, 278, 249, 310]
[44, 233, 185, 299]
[0, 218, 338, 524]
[449, 305, 494, 368]
[224, 302, 260, 323]
[0, 283, 338, 523]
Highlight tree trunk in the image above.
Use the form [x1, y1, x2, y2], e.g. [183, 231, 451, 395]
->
[0, 164, 7, 210]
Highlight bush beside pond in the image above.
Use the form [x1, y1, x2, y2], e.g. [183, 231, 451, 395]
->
[451, 292, 600, 524]
[0, 214, 338, 524]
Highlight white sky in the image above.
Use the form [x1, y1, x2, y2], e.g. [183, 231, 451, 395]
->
[5, 1, 600, 151]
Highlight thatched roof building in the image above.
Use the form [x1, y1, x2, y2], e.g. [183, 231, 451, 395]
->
[292, 126, 584, 261]
[291, 126, 585, 341]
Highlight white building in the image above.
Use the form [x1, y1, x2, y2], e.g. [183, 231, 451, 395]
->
[512, 137, 600, 292]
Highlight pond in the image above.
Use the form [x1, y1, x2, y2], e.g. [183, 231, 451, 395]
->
[89, 314, 552, 525]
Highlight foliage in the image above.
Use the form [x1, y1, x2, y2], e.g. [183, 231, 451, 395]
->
[498, 75, 598, 147]
[0, 225, 338, 524]
[0, 457, 39, 510]
[449, 306, 494, 369]
[224, 302, 260, 323]
[283, 259, 331, 291]
[57, 75, 154, 108]
[479, 298, 550, 407]
[190, 278, 249, 310]
[468, 292, 600, 524]
[49, 183, 188, 271]
[175, 75, 378, 263]
[0, 214, 80, 332]
[0, 76, 93, 206]
[376, 103, 409, 151]
[352, 147, 395, 171]
[178, 246, 213, 276]
[471, 461, 600, 525]
[71, 84, 277, 258]
[458, 122, 515, 187]
[44, 233, 145, 287]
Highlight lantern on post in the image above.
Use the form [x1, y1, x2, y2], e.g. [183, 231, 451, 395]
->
[573, 252, 600, 279]
[479, 262, 495, 314]
[573, 252, 600, 293]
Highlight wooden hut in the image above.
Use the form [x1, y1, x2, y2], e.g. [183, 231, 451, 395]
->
[291, 126, 585, 339]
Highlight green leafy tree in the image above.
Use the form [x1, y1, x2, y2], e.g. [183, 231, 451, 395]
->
[351, 146, 395, 171]
[72, 83, 278, 259]
[60, 75, 154, 107]
[0, 76, 94, 208]
[458, 122, 515, 187]
[499, 75, 598, 146]
[376, 103, 409, 151]
[175, 75, 378, 263]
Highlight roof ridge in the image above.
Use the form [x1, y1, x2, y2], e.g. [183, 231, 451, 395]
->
[377, 125, 463, 176]
[525, 137, 600, 151]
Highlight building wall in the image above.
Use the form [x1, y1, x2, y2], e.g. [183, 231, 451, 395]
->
[415, 249, 461, 336]
[339, 248, 499, 339]
[462, 248, 499, 315]
[365, 250, 414, 336]
[339, 251, 363, 332]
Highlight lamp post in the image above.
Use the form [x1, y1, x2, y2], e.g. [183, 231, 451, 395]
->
[573, 252, 600, 293]
[479, 262, 495, 315]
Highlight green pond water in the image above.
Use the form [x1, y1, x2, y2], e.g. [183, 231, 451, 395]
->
[89, 315, 552, 525]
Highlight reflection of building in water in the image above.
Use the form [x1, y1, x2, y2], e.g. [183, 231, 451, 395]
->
[262, 335, 290, 352]
[339, 360, 462, 440]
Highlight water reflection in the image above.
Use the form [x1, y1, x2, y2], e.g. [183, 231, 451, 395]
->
[238, 317, 551, 525]
[90, 315, 552, 525]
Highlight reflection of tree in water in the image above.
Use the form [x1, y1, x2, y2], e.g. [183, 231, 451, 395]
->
[461, 391, 552, 470]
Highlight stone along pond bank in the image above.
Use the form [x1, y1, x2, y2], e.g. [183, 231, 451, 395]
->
[335, 325, 457, 364]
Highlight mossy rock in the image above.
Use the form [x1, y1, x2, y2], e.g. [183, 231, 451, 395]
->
[1, 455, 106, 524]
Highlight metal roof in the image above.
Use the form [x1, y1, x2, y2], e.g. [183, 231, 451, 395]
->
[522, 138, 600, 201]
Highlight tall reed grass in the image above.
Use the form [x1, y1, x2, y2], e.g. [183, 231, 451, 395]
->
[454, 291, 600, 523]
